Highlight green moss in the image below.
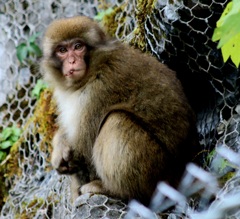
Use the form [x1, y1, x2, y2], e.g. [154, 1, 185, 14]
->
[33, 89, 57, 165]
[101, 0, 156, 51]
[102, 3, 128, 38]
[0, 167, 7, 211]
[131, 0, 156, 50]
[219, 171, 236, 187]
[0, 137, 23, 211]
[15, 198, 45, 219]
[14, 196, 57, 219]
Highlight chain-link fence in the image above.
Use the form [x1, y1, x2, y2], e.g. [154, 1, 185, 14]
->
[1, 0, 240, 218]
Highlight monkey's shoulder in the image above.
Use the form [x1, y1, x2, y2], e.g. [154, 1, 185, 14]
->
[89, 42, 175, 78]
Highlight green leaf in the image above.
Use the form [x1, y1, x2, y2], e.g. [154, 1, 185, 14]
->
[94, 8, 113, 21]
[212, 27, 222, 43]
[222, 0, 240, 22]
[0, 151, 7, 162]
[217, 13, 240, 48]
[219, 158, 230, 173]
[212, 1, 240, 45]
[221, 33, 240, 67]
[10, 135, 18, 142]
[0, 128, 12, 141]
[212, 0, 240, 67]
[16, 33, 42, 62]
[28, 32, 41, 43]
[29, 42, 42, 57]
[16, 43, 28, 63]
[0, 140, 12, 149]
[215, 1, 233, 29]
[31, 79, 48, 99]
[0, 126, 21, 146]
[12, 127, 21, 137]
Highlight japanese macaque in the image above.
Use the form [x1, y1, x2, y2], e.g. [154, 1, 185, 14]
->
[41, 16, 198, 204]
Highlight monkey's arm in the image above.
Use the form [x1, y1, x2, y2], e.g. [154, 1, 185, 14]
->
[51, 129, 79, 174]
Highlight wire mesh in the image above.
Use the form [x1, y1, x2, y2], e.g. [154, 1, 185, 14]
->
[1, 0, 240, 218]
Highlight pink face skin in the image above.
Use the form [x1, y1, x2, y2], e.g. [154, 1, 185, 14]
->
[55, 39, 87, 81]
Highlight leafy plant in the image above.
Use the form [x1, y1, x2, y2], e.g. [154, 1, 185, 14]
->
[0, 126, 22, 162]
[16, 33, 42, 63]
[94, 8, 114, 21]
[212, 0, 240, 67]
[31, 79, 48, 99]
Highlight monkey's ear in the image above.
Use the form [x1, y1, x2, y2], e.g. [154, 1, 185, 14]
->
[85, 26, 108, 47]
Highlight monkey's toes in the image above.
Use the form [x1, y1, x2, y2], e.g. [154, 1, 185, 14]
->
[80, 180, 105, 195]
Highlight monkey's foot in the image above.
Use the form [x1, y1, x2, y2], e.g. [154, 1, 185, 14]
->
[80, 180, 106, 195]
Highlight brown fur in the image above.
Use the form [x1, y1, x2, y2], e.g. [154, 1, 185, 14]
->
[41, 16, 198, 204]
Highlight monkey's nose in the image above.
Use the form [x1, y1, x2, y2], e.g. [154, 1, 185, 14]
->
[68, 56, 75, 64]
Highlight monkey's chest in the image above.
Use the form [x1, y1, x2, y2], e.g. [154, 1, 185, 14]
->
[55, 89, 90, 141]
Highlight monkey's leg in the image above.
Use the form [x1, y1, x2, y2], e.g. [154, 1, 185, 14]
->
[86, 112, 172, 202]
[71, 173, 83, 201]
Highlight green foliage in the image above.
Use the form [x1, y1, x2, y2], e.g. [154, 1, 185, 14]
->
[212, 0, 240, 67]
[16, 33, 42, 63]
[31, 79, 48, 99]
[94, 8, 114, 21]
[0, 126, 22, 162]
[206, 148, 237, 176]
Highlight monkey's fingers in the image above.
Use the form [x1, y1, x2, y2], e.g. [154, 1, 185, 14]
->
[56, 159, 79, 174]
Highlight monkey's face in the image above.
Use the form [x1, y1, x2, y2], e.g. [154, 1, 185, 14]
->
[54, 38, 87, 83]
[41, 16, 110, 89]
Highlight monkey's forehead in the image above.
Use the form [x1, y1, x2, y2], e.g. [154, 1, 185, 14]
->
[44, 16, 105, 45]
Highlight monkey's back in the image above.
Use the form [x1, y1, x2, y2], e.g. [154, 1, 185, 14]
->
[88, 42, 196, 155]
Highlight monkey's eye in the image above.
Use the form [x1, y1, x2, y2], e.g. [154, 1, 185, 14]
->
[74, 43, 83, 50]
[58, 46, 67, 53]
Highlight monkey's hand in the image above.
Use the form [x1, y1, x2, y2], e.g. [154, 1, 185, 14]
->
[51, 131, 78, 174]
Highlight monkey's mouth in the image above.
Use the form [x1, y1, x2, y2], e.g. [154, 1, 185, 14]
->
[64, 69, 79, 77]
